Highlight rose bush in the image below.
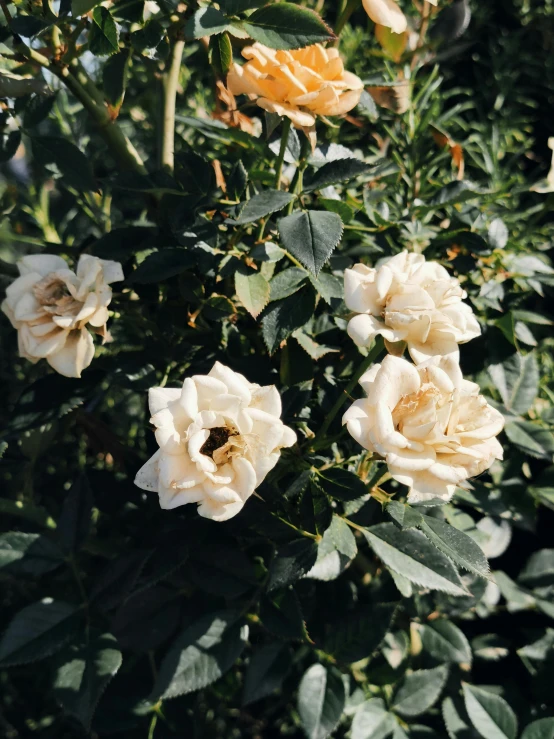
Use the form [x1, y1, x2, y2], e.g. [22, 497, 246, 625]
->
[1, 1, 554, 738]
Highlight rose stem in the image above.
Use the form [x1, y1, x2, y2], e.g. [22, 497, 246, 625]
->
[274, 117, 292, 190]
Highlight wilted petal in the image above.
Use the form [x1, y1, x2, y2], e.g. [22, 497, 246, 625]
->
[47, 328, 94, 378]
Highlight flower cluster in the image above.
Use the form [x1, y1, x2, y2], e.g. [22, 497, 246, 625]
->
[343, 251, 503, 503]
[1, 36, 503, 520]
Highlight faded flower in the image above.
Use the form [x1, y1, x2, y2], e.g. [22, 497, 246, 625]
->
[345, 251, 481, 363]
[227, 42, 363, 130]
[1, 254, 123, 378]
[343, 354, 504, 503]
[134, 362, 297, 521]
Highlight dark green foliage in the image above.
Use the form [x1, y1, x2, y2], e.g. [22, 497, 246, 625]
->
[1, 0, 554, 737]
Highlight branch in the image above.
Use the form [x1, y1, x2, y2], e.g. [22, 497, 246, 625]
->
[160, 34, 185, 172]
[9, 36, 146, 174]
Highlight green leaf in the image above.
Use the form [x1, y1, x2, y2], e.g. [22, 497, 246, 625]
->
[462, 684, 517, 739]
[242, 643, 291, 705]
[306, 516, 357, 581]
[262, 285, 316, 353]
[235, 270, 270, 318]
[429, 181, 481, 207]
[90, 549, 153, 611]
[259, 588, 307, 641]
[72, 0, 102, 16]
[31, 136, 95, 191]
[231, 190, 294, 225]
[519, 549, 554, 588]
[0, 130, 22, 163]
[488, 218, 509, 250]
[152, 611, 248, 700]
[419, 516, 490, 579]
[387, 501, 424, 529]
[90, 7, 120, 56]
[294, 331, 339, 360]
[496, 312, 517, 347]
[0, 599, 80, 667]
[392, 665, 449, 717]
[309, 272, 344, 303]
[297, 663, 345, 739]
[442, 696, 473, 739]
[23, 94, 56, 128]
[522, 719, 554, 739]
[504, 419, 554, 460]
[268, 538, 318, 591]
[299, 484, 333, 537]
[319, 197, 354, 224]
[419, 620, 472, 664]
[9, 16, 49, 37]
[351, 698, 396, 739]
[58, 474, 94, 554]
[53, 632, 122, 730]
[0, 532, 64, 576]
[209, 32, 233, 77]
[241, 4, 335, 51]
[488, 351, 539, 415]
[324, 603, 396, 663]
[130, 249, 196, 283]
[269, 267, 308, 301]
[186, 7, 230, 39]
[303, 158, 376, 192]
[103, 49, 130, 108]
[278, 210, 343, 276]
[363, 524, 468, 596]
[316, 468, 367, 501]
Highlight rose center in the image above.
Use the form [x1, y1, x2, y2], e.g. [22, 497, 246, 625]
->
[33, 276, 70, 306]
[200, 426, 235, 458]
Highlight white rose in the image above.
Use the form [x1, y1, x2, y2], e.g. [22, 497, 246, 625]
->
[344, 251, 481, 362]
[134, 362, 297, 522]
[342, 354, 504, 503]
[1, 254, 123, 378]
[362, 0, 408, 34]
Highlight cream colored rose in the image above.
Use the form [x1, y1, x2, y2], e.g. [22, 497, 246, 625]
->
[1, 254, 123, 378]
[134, 362, 297, 521]
[343, 354, 504, 503]
[227, 42, 363, 129]
[362, 0, 437, 34]
[363, 0, 408, 33]
[345, 251, 481, 363]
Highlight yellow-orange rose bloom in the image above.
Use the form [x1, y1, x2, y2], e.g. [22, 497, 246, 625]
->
[227, 43, 364, 129]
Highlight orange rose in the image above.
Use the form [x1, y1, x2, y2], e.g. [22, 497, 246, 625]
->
[227, 42, 363, 129]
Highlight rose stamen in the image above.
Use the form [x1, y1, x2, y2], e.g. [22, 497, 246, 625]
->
[200, 426, 237, 459]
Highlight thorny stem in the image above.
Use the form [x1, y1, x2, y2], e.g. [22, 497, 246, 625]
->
[287, 134, 311, 214]
[2, 23, 146, 174]
[274, 117, 292, 190]
[160, 33, 185, 172]
[310, 336, 385, 451]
